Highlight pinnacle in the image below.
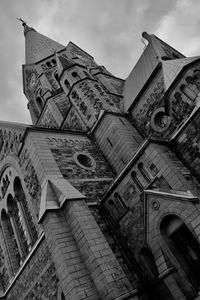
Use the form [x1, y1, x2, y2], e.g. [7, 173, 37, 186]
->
[55, 53, 75, 76]
[22, 22, 65, 64]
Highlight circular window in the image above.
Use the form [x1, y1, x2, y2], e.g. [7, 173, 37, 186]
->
[74, 152, 96, 170]
[151, 108, 171, 132]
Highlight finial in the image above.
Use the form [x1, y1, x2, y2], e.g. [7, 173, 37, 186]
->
[17, 17, 27, 27]
[142, 32, 151, 42]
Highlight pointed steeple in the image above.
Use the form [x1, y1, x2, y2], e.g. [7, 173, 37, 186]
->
[142, 32, 185, 62]
[19, 20, 65, 64]
[124, 32, 187, 111]
[55, 52, 75, 76]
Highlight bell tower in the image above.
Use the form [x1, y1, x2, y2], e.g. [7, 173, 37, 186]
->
[21, 21, 124, 132]
[21, 21, 144, 174]
[21, 20, 67, 127]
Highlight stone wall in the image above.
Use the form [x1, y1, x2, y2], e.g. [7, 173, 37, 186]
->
[6, 237, 60, 300]
[103, 142, 200, 253]
[48, 135, 114, 202]
[174, 108, 200, 181]
[94, 114, 143, 173]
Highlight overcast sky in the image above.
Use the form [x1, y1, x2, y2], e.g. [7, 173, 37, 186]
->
[0, 0, 200, 124]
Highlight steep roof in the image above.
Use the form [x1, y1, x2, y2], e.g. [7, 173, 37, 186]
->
[162, 56, 200, 90]
[22, 22, 65, 64]
[55, 53, 75, 76]
[123, 32, 186, 112]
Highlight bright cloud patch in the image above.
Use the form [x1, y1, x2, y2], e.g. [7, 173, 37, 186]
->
[155, 0, 200, 56]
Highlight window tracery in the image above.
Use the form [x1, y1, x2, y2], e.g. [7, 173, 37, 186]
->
[0, 167, 38, 287]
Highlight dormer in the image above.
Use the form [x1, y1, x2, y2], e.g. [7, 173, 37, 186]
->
[55, 53, 91, 94]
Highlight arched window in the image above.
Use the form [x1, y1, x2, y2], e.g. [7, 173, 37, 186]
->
[1, 209, 20, 275]
[54, 71, 59, 84]
[180, 84, 196, 102]
[13, 177, 38, 245]
[138, 162, 151, 184]
[64, 79, 70, 89]
[107, 199, 120, 220]
[36, 96, 43, 111]
[185, 76, 199, 95]
[113, 192, 126, 215]
[46, 61, 52, 68]
[51, 59, 56, 66]
[131, 171, 143, 191]
[72, 71, 78, 77]
[7, 194, 29, 260]
[161, 215, 200, 291]
[0, 170, 38, 286]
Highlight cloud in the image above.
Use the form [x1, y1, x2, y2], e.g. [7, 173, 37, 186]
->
[0, 0, 199, 124]
[155, 0, 200, 56]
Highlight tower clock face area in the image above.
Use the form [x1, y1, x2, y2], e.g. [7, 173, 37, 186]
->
[29, 73, 37, 89]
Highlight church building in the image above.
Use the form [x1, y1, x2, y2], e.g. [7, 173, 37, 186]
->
[0, 21, 199, 299]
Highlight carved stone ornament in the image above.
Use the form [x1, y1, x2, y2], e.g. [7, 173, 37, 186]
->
[150, 107, 171, 133]
[151, 199, 160, 211]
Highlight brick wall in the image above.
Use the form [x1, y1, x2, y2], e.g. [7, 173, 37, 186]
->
[6, 237, 60, 300]
[94, 114, 143, 173]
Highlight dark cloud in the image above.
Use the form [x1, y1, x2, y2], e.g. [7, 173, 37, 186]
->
[0, 0, 199, 124]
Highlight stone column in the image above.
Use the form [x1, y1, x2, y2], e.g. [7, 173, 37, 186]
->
[42, 210, 99, 300]
[64, 200, 139, 300]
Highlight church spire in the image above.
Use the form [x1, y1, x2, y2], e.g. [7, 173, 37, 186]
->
[17, 18, 36, 37]
[19, 19, 65, 64]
